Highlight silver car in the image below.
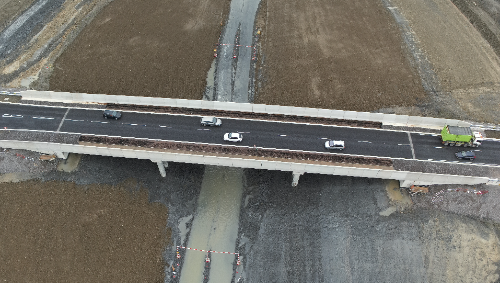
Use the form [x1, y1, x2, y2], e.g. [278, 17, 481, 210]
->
[201, 116, 222, 126]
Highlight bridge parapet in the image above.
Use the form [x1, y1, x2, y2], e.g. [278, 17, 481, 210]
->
[0, 136, 493, 187]
[20, 90, 470, 129]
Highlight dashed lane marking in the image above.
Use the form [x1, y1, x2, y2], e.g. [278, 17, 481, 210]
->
[33, 117, 55, 120]
[2, 114, 23, 118]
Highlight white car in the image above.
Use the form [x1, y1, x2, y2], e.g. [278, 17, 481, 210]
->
[324, 140, 344, 150]
[224, 132, 243, 142]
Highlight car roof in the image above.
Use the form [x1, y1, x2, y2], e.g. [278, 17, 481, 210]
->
[328, 140, 344, 146]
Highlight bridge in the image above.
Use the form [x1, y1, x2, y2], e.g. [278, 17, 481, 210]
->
[1, 90, 499, 187]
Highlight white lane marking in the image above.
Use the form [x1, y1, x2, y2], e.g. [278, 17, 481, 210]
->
[57, 108, 70, 132]
[358, 140, 372, 143]
[407, 132, 416, 159]
[2, 114, 23, 118]
[197, 128, 210, 131]
[398, 144, 410, 146]
[33, 117, 55, 120]
[434, 147, 442, 149]
[279, 134, 287, 137]
[90, 120, 108, 123]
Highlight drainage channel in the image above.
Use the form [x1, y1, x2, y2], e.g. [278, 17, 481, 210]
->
[178, 0, 261, 281]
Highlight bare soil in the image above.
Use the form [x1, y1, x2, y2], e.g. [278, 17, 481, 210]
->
[48, 0, 230, 99]
[0, 179, 169, 282]
[253, 0, 427, 112]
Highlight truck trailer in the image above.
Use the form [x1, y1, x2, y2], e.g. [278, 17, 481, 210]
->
[440, 125, 482, 147]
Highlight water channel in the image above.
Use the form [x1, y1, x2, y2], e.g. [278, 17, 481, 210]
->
[179, 0, 261, 281]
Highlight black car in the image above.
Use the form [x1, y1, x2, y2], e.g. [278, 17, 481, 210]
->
[103, 110, 122, 120]
[455, 150, 476, 160]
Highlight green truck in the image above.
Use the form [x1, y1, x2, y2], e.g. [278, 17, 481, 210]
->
[440, 125, 483, 147]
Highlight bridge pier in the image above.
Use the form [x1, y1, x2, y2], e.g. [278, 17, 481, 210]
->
[154, 160, 168, 177]
[54, 151, 69, 159]
[292, 172, 304, 187]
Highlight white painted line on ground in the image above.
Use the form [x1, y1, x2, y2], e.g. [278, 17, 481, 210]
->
[2, 114, 23, 118]
[33, 117, 55, 120]
[407, 132, 416, 159]
[56, 108, 70, 132]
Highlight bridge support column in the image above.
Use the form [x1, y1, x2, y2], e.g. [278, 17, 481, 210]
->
[292, 172, 304, 187]
[54, 151, 69, 159]
[154, 161, 168, 177]
[399, 180, 413, 188]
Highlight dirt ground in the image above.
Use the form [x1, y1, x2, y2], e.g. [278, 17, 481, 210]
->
[0, 149, 205, 282]
[253, 0, 427, 112]
[48, 0, 230, 99]
[0, 179, 168, 282]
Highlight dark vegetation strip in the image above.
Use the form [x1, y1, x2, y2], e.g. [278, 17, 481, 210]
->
[79, 135, 394, 167]
[108, 104, 383, 129]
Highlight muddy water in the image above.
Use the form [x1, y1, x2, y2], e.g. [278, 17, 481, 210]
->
[214, 0, 261, 102]
[179, 0, 262, 281]
[179, 166, 243, 283]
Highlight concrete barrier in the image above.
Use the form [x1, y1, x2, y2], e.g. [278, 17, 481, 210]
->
[20, 90, 471, 128]
[0, 139, 492, 186]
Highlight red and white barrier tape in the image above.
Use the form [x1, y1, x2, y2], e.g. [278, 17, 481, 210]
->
[177, 246, 239, 255]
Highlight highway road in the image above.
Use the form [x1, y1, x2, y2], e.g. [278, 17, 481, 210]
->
[1, 103, 499, 165]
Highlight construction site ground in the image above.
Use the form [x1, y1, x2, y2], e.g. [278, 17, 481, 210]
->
[2, 0, 500, 281]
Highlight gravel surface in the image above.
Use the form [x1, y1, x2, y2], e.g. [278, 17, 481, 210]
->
[0, 129, 80, 143]
[394, 159, 500, 179]
[237, 173, 500, 282]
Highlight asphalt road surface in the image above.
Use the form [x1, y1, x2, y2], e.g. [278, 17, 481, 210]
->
[1, 103, 500, 165]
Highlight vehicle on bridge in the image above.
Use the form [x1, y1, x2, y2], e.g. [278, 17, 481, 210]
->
[201, 116, 222, 126]
[224, 132, 242, 142]
[441, 125, 481, 147]
[324, 140, 345, 150]
[455, 150, 476, 160]
[103, 110, 122, 120]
